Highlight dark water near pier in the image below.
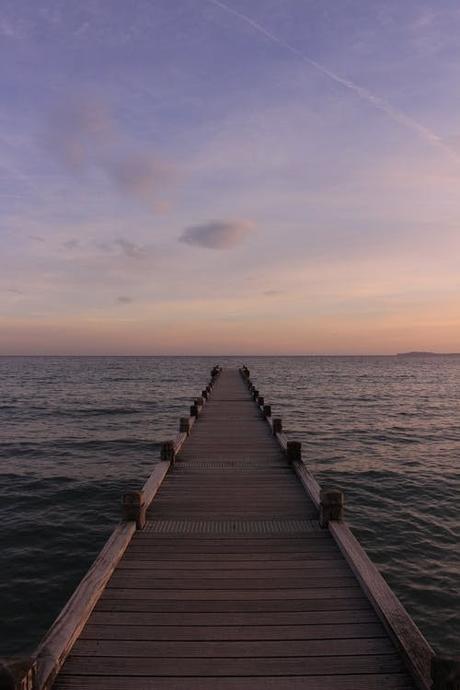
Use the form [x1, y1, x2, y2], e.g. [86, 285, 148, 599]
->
[0, 355, 458, 657]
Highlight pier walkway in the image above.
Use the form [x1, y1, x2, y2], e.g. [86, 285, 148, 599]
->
[8, 367, 446, 690]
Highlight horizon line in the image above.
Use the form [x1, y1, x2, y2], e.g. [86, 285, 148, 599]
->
[1, 352, 459, 358]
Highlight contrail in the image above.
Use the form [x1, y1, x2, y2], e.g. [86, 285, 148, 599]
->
[206, 0, 456, 159]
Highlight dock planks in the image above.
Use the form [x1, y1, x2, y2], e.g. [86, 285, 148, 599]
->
[52, 369, 419, 690]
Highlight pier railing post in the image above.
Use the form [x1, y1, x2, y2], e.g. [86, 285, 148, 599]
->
[272, 418, 282, 434]
[431, 656, 460, 690]
[286, 440, 301, 463]
[210, 365, 221, 379]
[161, 440, 176, 464]
[122, 491, 146, 530]
[319, 489, 344, 528]
[179, 417, 191, 434]
[0, 658, 36, 690]
[263, 404, 271, 418]
[240, 365, 250, 379]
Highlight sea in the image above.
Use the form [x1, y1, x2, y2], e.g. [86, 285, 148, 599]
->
[0, 355, 458, 658]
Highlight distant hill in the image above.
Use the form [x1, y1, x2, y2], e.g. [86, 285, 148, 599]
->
[397, 351, 460, 357]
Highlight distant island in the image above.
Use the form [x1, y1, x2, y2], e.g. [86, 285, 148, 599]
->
[397, 351, 460, 357]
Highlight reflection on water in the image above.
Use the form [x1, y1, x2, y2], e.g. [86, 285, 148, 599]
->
[0, 355, 458, 656]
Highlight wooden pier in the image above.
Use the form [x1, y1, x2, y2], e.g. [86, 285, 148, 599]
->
[3, 367, 458, 690]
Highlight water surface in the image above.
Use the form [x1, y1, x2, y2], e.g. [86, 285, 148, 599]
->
[0, 355, 458, 656]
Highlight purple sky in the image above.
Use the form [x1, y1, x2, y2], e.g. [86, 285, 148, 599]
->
[1, 0, 460, 354]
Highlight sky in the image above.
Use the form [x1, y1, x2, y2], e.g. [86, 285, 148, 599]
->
[1, 0, 460, 355]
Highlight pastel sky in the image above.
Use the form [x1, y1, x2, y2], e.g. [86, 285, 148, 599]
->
[1, 0, 460, 354]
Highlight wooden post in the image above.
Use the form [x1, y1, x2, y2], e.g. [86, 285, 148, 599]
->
[0, 659, 36, 690]
[257, 396, 264, 407]
[179, 417, 191, 434]
[432, 656, 460, 690]
[273, 418, 282, 434]
[190, 404, 199, 418]
[286, 440, 301, 463]
[263, 404, 271, 417]
[206, 384, 211, 394]
[201, 389, 208, 400]
[252, 389, 259, 401]
[195, 397, 204, 407]
[122, 491, 146, 530]
[161, 440, 176, 463]
[319, 489, 344, 528]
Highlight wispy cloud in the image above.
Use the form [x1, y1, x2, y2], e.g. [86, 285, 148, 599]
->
[179, 219, 254, 249]
[63, 239, 79, 250]
[114, 238, 150, 260]
[117, 295, 133, 304]
[45, 97, 177, 210]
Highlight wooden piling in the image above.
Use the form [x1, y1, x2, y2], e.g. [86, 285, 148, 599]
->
[319, 489, 344, 528]
[179, 417, 191, 434]
[272, 418, 282, 434]
[286, 440, 302, 463]
[122, 491, 146, 530]
[160, 440, 175, 463]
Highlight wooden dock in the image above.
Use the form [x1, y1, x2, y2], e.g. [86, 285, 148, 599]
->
[3, 367, 458, 690]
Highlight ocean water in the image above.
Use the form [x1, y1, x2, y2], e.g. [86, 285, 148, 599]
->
[0, 355, 458, 658]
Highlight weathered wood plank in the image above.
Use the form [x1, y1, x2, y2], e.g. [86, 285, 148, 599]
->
[71, 637, 394, 657]
[54, 674, 415, 690]
[106, 574, 357, 589]
[116, 560, 350, 572]
[59, 654, 406, 676]
[96, 596, 372, 613]
[293, 461, 321, 508]
[102, 587, 364, 600]
[79, 622, 386, 642]
[141, 461, 170, 509]
[88, 607, 376, 626]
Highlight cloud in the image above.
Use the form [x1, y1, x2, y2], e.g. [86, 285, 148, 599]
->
[117, 295, 133, 304]
[63, 239, 79, 250]
[263, 289, 283, 296]
[179, 219, 253, 249]
[104, 153, 175, 207]
[114, 238, 149, 260]
[6, 288, 23, 295]
[45, 97, 176, 209]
